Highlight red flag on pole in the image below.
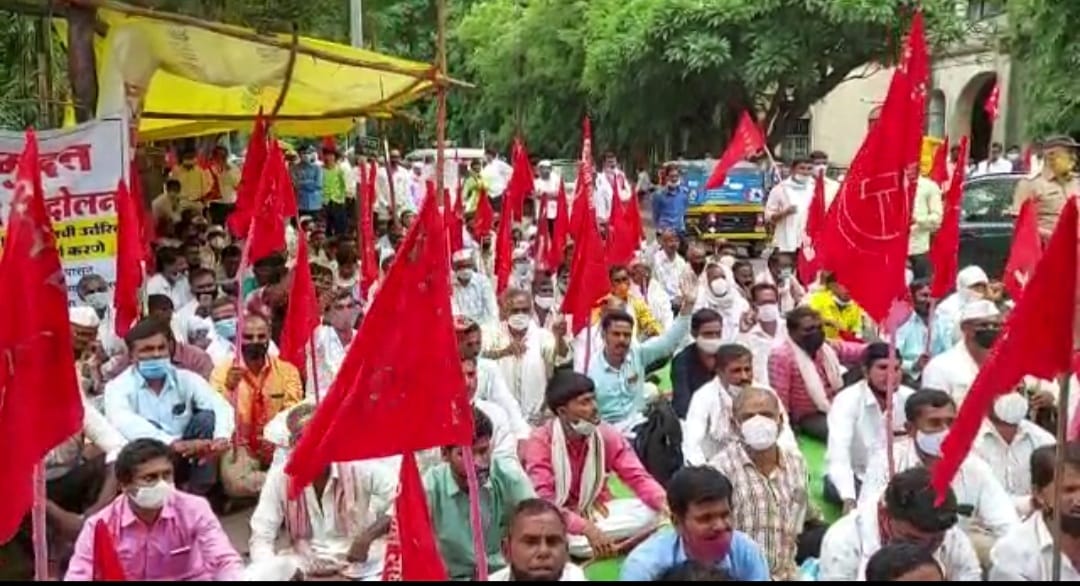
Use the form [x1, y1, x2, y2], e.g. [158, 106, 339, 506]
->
[929, 136, 950, 187]
[279, 236, 320, 375]
[1001, 198, 1044, 302]
[929, 136, 970, 299]
[0, 130, 85, 543]
[285, 188, 473, 495]
[114, 179, 145, 338]
[548, 180, 570, 270]
[474, 187, 495, 239]
[535, 191, 552, 272]
[607, 192, 638, 266]
[933, 198, 1078, 499]
[227, 108, 269, 237]
[447, 180, 465, 255]
[505, 138, 535, 224]
[819, 11, 928, 323]
[381, 454, 449, 581]
[92, 520, 127, 581]
[360, 161, 379, 295]
[561, 205, 609, 336]
[494, 210, 514, 295]
[797, 170, 828, 285]
[704, 112, 767, 190]
[569, 118, 596, 243]
[127, 161, 154, 258]
[244, 142, 289, 263]
[984, 81, 1001, 122]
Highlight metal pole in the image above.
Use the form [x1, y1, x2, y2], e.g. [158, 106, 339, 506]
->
[1052, 373, 1072, 581]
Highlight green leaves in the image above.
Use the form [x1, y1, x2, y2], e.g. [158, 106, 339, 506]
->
[1008, 0, 1080, 138]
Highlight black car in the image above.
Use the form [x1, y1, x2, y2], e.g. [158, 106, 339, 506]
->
[957, 172, 1022, 278]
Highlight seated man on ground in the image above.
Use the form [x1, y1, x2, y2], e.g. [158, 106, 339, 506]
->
[104, 318, 235, 495]
[205, 297, 281, 366]
[974, 385, 1056, 516]
[818, 467, 980, 581]
[824, 342, 915, 513]
[425, 407, 535, 581]
[462, 355, 521, 461]
[456, 317, 531, 441]
[684, 344, 797, 466]
[248, 403, 396, 581]
[864, 543, 946, 582]
[489, 499, 587, 581]
[64, 439, 245, 581]
[670, 308, 724, 419]
[103, 314, 215, 382]
[806, 273, 865, 340]
[524, 371, 667, 559]
[621, 466, 769, 581]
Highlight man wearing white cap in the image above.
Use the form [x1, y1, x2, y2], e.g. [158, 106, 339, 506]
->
[451, 248, 499, 327]
[71, 306, 108, 408]
[932, 266, 989, 345]
[534, 160, 562, 234]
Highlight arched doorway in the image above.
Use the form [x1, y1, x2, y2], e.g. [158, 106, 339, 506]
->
[955, 72, 998, 162]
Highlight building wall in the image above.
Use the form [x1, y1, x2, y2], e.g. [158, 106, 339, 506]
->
[808, 64, 893, 165]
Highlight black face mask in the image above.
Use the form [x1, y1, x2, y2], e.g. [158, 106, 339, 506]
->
[241, 342, 270, 363]
[973, 327, 1000, 349]
[796, 330, 827, 355]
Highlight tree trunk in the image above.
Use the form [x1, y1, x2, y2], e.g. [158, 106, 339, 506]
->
[66, 4, 98, 123]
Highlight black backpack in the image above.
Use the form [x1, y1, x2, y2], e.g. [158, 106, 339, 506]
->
[633, 400, 684, 488]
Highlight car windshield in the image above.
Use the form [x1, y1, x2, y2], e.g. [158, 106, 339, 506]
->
[962, 176, 1018, 221]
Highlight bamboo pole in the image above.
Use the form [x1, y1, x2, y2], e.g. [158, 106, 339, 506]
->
[268, 23, 299, 119]
[434, 0, 447, 209]
[1052, 373, 1072, 581]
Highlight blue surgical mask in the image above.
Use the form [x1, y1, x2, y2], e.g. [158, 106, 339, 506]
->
[137, 357, 174, 381]
[214, 317, 237, 341]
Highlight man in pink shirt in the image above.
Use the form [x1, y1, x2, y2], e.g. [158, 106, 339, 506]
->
[523, 371, 667, 559]
[65, 439, 245, 581]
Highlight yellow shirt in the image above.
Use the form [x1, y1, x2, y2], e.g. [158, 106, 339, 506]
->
[211, 357, 303, 429]
[591, 294, 663, 339]
[806, 289, 863, 340]
[169, 165, 214, 206]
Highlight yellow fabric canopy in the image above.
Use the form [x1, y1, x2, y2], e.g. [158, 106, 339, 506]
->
[59, 6, 441, 141]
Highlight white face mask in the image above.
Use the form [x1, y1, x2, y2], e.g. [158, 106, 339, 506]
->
[534, 295, 555, 310]
[84, 291, 111, 311]
[569, 419, 596, 437]
[740, 415, 779, 451]
[756, 303, 780, 323]
[959, 286, 985, 303]
[709, 278, 730, 298]
[129, 479, 173, 510]
[506, 313, 531, 332]
[791, 174, 810, 186]
[455, 268, 473, 283]
[916, 429, 948, 458]
[993, 393, 1029, 426]
[718, 255, 736, 270]
[696, 337, 723, 354]
[812, 163, 828, 176]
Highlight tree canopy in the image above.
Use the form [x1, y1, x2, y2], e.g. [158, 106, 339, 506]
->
[1008, 0, 1080, 138]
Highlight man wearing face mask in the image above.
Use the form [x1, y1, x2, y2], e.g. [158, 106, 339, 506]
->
[490, 499, 586, 581]
[306, 290, 359, 399]
[64, 439, 244, 581]
[455, 317, 531, 442]
[77, 273, 127, 359]
[210, 313, 302, 498]
[293, 145, 325, 218]
[425, 407, 536, 580]
[932, 265, 990, 340]
[621, 466, 769, 580]
[764, 158, 816, 254]
[206, 297, 240, 364]
[451, 249, 499, 327]
[736, 283, 785, 383]
[652, 164, 690, 237]
[593, 151, 630, 222]
[694, 263, 750, 343]
[974, 385, 1055, 517]
[818, 467, 979, 581]
[710, 387, 820, 580]
[860, 389, 1019, 563]
[630, 255, 675, 332]
[651, 229, 689, 312]
[807, 273, 865, 340]
[524, 371, 668, 560]
[670, 309, 725, 419]
[147, 246, 193, 308]
[990, 443, 1080, 580]
[896, 279, 951, 379]
[809, 150, 840, 205]
[1011, 135, 1080, 241]
[768, 306, 865, 441]
[172, 268, 217, 347]
[974, 142, 1015, 177]
[509, 247, 535, 291]
[103, 318, 236, 496]
[684, 344, 798, 466]
[481, 289, 569, 425]
[530, 273, 561, 329]
[825, 343, 915, 514]
[604, 264, 663, 339]
[756, 251, 805, 313]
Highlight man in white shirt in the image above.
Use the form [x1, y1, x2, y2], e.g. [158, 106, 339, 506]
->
[860, 389, 1019, 564]
[592, 152, 631, 222]
[819, 467, 982, 581]
[932, 265, 989, 341]
[989, 443, 1080, 580]
[146, 245, 193, 309]
[764, 158, 816, 253]
[650, 230, 689, 315]
[534, 160, 562, 232]
[456, 317, 531, 441]
[908, 175, 943, 280]
[462, 356, 521, 461]
[825, 343, 915, 514]
[756, 252, 805, 314]
[490, 498, 588, 581]
[482, 148, 514, 209]
[974, 388, 1056, 516]
[375, 151, 412, 220]
[973, 142, 1015, 176]
[736, 282, 786, 383]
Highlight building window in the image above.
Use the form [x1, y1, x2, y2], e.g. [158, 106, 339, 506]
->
[967, 0, 1004, 20]
[781, 117, 811, 159]
[927, 90, 946, 138]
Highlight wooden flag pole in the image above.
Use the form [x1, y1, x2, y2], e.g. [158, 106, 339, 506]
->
[1052, 373, 1072, 581]
[309, 337, 321, 404]
[32, 463, 48, 580]
[885, 329, 898, 478]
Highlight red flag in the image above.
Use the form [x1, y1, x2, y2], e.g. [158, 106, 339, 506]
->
[561, 205, 609, 336]
[797, 170, 828, 285]
[360, 162, 379, 294]
[447, 180, 465, 255]
[321, 136, 337, 154]
[285, 188, 473, 494]
[929, 136, 950, 187]
[929, 137, 971, 299]
[505, 138, 535, 223]
[569, 118, 596, 242]
[607, 192, 638, 266]
[127, 161, 154, 257]
[1022, 144, 1034, 174]
[934, 198, 1078, 499]
[535, 191, 552, 272]
[279, 237, 320, 374]
[164, 147, 178, 171]
[92, 520, 127, 581]
[474, 187, 495, 238]
[0, 130, 84, 543]
[381, 454, 449, 581]
[1001, 198, 1043, 302]
[245, 142, 289, 262]
[627, 187, 644, 243]
[704, 111, 767, 190]
[272, 141, 299, 219]
[494, 210, 514, 295]
[228, 108, 269, 237]
[114, 179, 144, 338]
[548, 180, 570, 270]
[984, 81, 1000, 122]
[819, 11, 928, 323]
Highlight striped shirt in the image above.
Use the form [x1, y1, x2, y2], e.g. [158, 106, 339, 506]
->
[709, 442, 814, 581]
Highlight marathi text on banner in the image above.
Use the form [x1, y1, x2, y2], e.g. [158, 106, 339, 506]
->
[0, 118, 128, 302]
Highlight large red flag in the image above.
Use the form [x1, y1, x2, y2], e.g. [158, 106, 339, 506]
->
[505, 138, 535, 224]
[92, 520, 127, 581]
[607, 192, 638, 266]
[627, 186, 644, 243]
[929, 136, 970, 299]
[381, 454, 449, 581]
[704, 111, 767, 190]
[934, 198, 1078, 499]
[128, 161, 154, 258]
[569, 118, 596, 242]
[494, 210, 514, 295]
[0, 130, 85, 543]
[474, 187, 495, 239]
[797, 169, 828, 285]
[360, 161, 379, 294]
[228, 109, 269, 237]
[818, 11, 928, 323]
[279, 236, 320, 374]
[548, 180, 570, 270]
[114, 179, 144, 338]
[929, 136, 950, 187]
[285, 188, 473, 494]
[561, 205, 610, 336]
[1001, 198, 1043, 302]
[244, 142, 289, 262]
